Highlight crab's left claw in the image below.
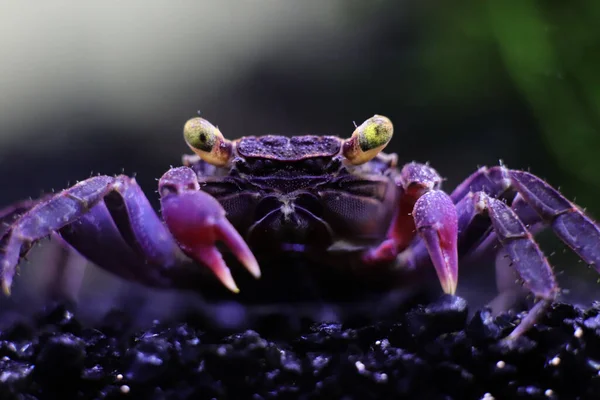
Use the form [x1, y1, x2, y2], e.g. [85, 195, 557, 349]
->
[160, 168, 260, 293]
[364, 163, 459, 295]
[412, 190, 459, 295]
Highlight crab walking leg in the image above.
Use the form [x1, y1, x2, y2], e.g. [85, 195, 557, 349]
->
[60, 190, 214, 290]
[159, 167, 260, 293]
[467, 194, 544, 260]
[447, 166, 540, 260]
[41, 233, 88, 303]
[475, 192, 559, 339]
[0, 197, 50, 238]
[0, 175, 186, 294]
[58, 203, 168, 285]
[0, 176, 121, 294]
[449, 165, 512, 204]
[443, 169, 600, 269]
[2, 198, 88, 301]
[510, 170, 600, 270]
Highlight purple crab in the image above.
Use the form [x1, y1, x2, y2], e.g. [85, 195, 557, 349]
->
[1, 115, 599, 340]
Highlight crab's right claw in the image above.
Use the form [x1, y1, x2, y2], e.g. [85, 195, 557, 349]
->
[161, 190, 260, 293]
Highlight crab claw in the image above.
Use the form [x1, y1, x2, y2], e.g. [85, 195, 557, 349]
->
[412, 190, 459, 295]
[161, 190, 260, 293]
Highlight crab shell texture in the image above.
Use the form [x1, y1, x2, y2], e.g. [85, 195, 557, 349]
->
[183, 125, 414, 302]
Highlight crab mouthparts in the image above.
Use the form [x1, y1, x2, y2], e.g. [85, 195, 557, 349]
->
[281, 243, 307, 252]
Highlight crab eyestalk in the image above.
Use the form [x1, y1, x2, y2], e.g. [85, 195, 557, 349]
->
[183, 118, 233, 167]
[342, 115, 394, 165]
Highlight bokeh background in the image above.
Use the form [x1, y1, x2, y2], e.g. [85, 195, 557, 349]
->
[1, 1, 599, 323]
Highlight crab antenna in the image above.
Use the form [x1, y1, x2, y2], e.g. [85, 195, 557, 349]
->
[183, 117, 233, 167]
[342, 115, 394, 165]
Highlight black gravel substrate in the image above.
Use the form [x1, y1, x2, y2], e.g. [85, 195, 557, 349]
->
[2, 295, 600, 400]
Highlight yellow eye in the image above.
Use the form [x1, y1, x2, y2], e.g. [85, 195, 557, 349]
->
[342, 115, 393, 165]
[183, 118, 233, 167]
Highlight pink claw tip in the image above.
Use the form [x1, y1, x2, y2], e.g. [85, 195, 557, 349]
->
[243, 256, 261, 279]
[215, 218, 262, 280]
[216, 266, 240, 293]
[2, 279, 11, 296]
[440, 275, 457, 295]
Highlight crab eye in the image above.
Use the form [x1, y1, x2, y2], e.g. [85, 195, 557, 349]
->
[342, 115, 393, 165]
[183, 118, 233, 167]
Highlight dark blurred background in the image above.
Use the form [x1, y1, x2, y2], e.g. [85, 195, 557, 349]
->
[1, 1, 599, 322]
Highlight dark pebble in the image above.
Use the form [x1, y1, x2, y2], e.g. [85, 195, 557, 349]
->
[405, 294, 468, 339]
[0, 360, 34, 397]
[467, 308, 512, 342]
[1, 300, 600, 399]
[123, 336, 171, 384]
[33, 333, 86, 394]
[36, 302, 82, 335]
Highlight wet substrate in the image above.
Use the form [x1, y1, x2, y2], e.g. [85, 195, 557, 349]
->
[1, 296, 600, 400]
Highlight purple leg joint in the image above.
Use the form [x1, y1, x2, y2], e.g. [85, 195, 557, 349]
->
[510, 170, 600, 272]
[0, 176, 115, 293]
[0, 175, 187, 294]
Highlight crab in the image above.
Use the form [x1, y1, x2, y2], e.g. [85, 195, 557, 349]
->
[1, 115, 599, 339]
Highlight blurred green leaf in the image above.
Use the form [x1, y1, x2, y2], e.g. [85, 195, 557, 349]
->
[422, 0, 600, 213]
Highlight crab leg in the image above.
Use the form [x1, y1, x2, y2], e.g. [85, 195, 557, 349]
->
[159, 167, 260, 293]
[449, 165, 513, 203]
[448, 166, 539, 259]
[0, 197, 49, 238]
[472, 192, 559, 340]
[410, 168, 600, 271]
[510, 170, 600, 270]
[0, 176, 175, 291]
[1, 196, 95, 301]
[0, 176, 117, 293]
[467, 194, 543, 260]
[39, 233, 88, 303]
[0, 172, 258, 295]
[409, 190, 559, 339]
[58, 203, 166, 284]
[55, 181, 217, 290]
